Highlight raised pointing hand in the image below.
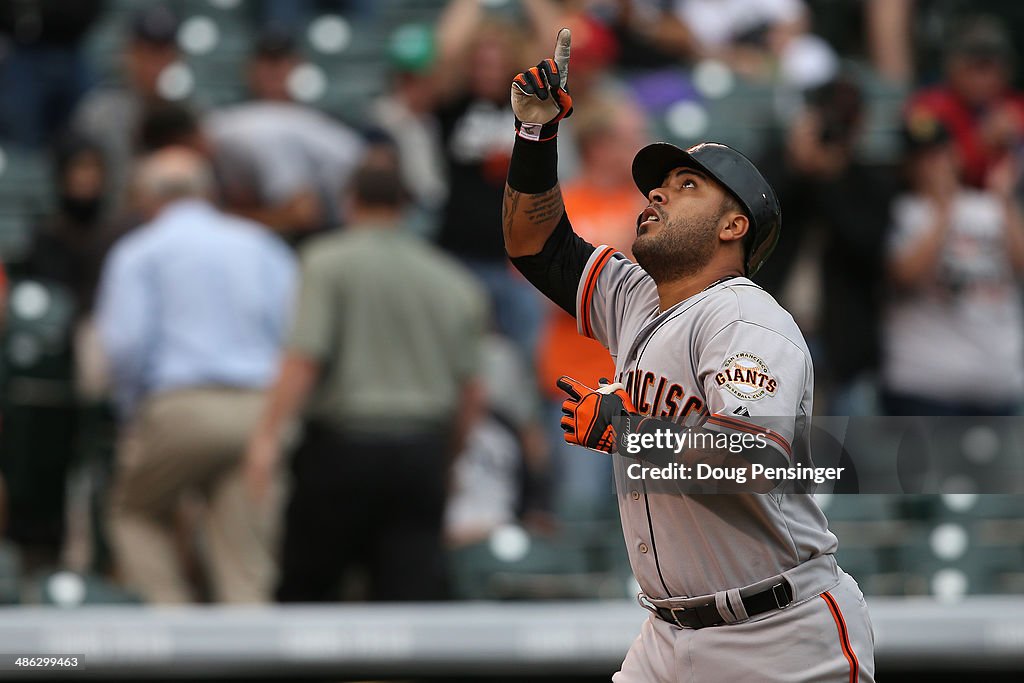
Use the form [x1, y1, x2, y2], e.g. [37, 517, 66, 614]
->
[511, 28, 574, 139]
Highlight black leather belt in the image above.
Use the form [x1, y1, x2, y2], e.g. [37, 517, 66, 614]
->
[653, 581, 793, 629]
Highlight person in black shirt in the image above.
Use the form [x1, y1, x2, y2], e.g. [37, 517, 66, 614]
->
[431, 0, 562, 358]
[22, 133, 119, 317]
[757, 75, 895, 415]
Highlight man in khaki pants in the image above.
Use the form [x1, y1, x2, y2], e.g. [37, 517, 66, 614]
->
[96, 147, 296, 603]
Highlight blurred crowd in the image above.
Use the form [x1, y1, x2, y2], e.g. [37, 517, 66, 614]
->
[0, 0, 1023, 604]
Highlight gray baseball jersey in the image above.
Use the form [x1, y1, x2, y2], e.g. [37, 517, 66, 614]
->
[577, 246, 839, 599]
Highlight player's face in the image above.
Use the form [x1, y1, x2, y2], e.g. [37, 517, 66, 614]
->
[632, 166, 730, 282]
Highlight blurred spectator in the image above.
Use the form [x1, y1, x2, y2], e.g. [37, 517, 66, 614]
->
[549, 5, 620, 99]
[432, 0, 560, 357]
[137, 100, 207, 155]
[535, 94, 647, 518]
[245, 144, 488, 602]
[445, 413, 527, 546]
[97, 147, 296, 603]
[249, 0, 374, 32]
[0, 0, 104, 147]
[804, 0, 913, 85]
[72, 4, 182, 214]
[588, 0, 698, 70]
[759, 75, 894, 414]
[673, 0, 837, 88]
[2, 137, 106, 571]
[245, 25, 301, 103]
[370, 24, 447, 215]
[21, 134, 117, 317]
[906, 16, 1024, 189]
[17, 132, 127, 404]
[542, 5, 623, 178]
[447, 333, 552, 546]
[204, 27, 364, 235]
[881, 119, 1024, 416]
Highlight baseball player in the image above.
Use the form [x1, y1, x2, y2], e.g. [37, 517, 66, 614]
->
[502, 29, 875, 682]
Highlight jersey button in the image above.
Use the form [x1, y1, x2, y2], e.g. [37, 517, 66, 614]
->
[631, 490, 640, 500]
[639, 543, 649, 554]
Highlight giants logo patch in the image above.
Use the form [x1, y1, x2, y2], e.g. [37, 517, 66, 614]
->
[715, 352, 778, 400]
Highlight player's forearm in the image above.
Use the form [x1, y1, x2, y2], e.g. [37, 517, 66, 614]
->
[503, 137, 566, 257]
[503, 184, 565, 257]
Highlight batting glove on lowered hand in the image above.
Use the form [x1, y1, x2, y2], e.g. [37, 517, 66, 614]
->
[558, 376, 637, 454]
[512, 27, 573, 142]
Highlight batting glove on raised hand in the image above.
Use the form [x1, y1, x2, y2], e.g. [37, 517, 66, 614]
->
[558, 376, 637, 454]
[511, 27, 573, 142]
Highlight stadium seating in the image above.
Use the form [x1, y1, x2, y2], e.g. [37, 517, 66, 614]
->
[0, 146, 52, 263]
[0, 542, 22, 604]
[448, 525, 593, 600]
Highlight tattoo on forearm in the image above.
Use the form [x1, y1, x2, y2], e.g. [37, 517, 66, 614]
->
[524, 188, 563, 224]
[503, 184, 563, 245]
[502, 184, 521, 243]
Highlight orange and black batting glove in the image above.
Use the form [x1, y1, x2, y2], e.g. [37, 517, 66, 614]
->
[511, 28, 573, 142]
[557, 376, 638, 454]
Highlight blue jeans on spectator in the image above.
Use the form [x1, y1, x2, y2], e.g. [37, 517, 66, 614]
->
[462, 259, 543, 361]
[0, 45, 90, 147]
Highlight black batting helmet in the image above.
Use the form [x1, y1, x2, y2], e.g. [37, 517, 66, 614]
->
[631, 141, 781, 276]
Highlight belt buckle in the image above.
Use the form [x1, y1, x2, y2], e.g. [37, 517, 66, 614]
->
[771, 582, 790, 609]
[669, 606, 688, 629]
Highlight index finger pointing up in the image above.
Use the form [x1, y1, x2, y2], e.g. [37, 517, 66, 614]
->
[553, 27, 571, 89]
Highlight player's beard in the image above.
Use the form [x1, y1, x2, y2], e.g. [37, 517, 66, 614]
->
[633, 209, 720, 283]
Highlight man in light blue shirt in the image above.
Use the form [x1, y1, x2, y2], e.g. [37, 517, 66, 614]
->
[97, 147, 295, 603]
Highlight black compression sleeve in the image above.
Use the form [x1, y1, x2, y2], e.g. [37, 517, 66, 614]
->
[506, 136, 559, 193]
[510, 212, 596, 317]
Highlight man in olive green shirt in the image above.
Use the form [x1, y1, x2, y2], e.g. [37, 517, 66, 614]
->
[246, 145, 487, 601]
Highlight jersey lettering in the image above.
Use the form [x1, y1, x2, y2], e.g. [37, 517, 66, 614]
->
[638, 372, 655, 413]
[623, 368, 703, 418]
